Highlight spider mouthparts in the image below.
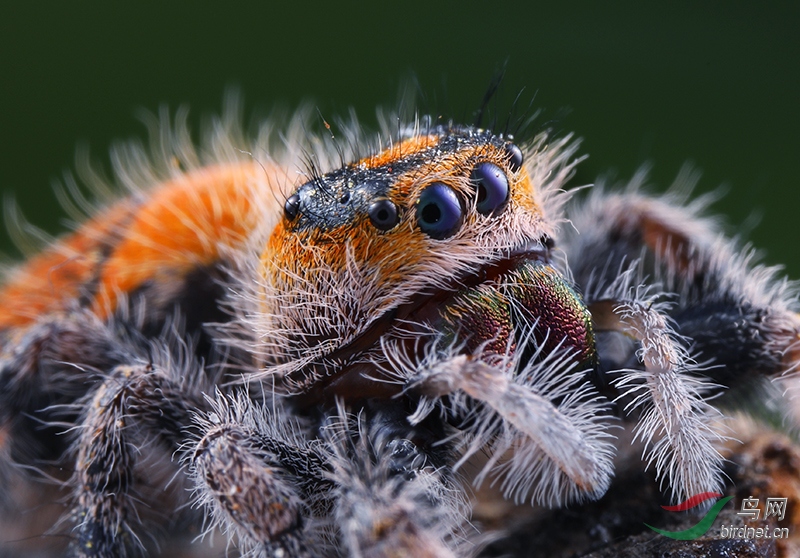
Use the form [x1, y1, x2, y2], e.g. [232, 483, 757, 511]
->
[439, 259, 595, 365]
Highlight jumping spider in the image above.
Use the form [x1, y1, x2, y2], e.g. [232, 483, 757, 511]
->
[0, 101, 798, 557]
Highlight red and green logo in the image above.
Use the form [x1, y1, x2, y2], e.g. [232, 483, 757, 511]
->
[645, 492, 732, 540]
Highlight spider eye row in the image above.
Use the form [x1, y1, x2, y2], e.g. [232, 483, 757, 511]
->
[283, 143, 523, 240]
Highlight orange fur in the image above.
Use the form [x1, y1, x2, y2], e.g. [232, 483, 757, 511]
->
[361, 135, 437, 169]
[0, 163, 290, 328]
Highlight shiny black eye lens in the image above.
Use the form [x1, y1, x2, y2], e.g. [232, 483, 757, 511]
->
[416, 183, 462, 239]
[368, 199, 399, 231]
[284, 193, 300, 220]
[505, 143, 524, 172]
[470, 162, 509, 215]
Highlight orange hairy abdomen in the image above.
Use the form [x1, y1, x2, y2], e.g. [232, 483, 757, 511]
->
[0, 163, 289, 329]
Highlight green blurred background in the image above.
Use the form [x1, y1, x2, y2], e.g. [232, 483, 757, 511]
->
[2, 2, 799, 274]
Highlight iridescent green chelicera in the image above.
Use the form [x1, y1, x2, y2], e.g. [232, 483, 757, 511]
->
[438, 283, 516, 356]
[439, 260, 595, 366]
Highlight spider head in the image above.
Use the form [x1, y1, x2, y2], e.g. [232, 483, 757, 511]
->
[258, 125, 593, 393]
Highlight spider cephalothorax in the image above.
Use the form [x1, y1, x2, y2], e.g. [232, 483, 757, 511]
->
[0, 104, 798, 557]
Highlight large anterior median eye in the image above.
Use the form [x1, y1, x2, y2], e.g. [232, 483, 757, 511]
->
[416, 183, 462, 239]
[470, 162, 509, 215]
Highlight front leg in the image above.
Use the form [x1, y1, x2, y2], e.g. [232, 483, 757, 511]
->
[189, 392, 328, 557]
[323, 401, 466, 558]
[69, 358, 205, 557]
[388, 333, 615, 507]
[562, 178, 800, 506]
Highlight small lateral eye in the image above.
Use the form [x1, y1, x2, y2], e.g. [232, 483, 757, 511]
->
[368, 199, 399, 231]
[470, 162, 509, 215]
[416, 183, 462, 239]
[284, 193, 300, 220]
[505, 143, 524, 172]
